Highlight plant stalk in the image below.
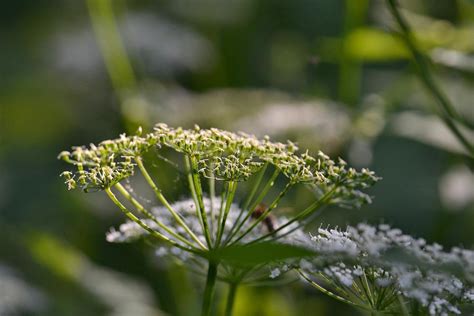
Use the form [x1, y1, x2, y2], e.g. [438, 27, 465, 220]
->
[201, 261, 219, 316]
[230, 181, 293, 245]
[114, 182, 199, 250]
[135, 157, 207, 249]
[224, 283, 238, 316]
[224, 168, 280, 245]
[215, 181, 237, 247]
[104, 187, 199, 254]
[386, 0, 474, 156]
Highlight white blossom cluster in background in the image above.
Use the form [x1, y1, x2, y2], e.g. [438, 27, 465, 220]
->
[0, 264, 46, 315]
[284, 224, 474, 315]
[107, 197, 308, 284]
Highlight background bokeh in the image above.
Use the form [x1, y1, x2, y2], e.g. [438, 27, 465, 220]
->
[1, 0, 473, 315]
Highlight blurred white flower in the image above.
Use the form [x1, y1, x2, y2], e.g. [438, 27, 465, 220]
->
[391, 111, 474, 155]
[297, 224, 474, 315]
[439, 164, 474, 211]
[0, 264, 46, 315]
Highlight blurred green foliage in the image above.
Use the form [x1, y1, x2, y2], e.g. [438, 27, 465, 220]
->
[0, 0, 473, 315]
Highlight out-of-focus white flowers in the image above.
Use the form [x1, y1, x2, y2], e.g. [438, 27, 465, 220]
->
[439, 164, 474, 211]
[0, 264, 46, 315]
[291, 224, 474, 315]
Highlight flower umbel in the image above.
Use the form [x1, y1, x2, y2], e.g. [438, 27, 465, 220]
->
[59, 123, 379, 316]
[295, 224, 474, 315]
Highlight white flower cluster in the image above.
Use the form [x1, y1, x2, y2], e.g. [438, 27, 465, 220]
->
[60, 124, 379, 207]
[298, 224, 474, 315]
[0, 265, 45, 315]
[58, 130, 155, 191]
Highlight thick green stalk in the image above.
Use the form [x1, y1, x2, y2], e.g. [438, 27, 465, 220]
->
[135, 157, 207, 249]
[114, 183, 199, 250]
[224, 283, 238, 316]
[201, 262, 219, 316]
[386, 0, 474, 156]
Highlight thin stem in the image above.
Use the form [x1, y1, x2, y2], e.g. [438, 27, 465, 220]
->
[298, 270, 371, 311]
[386, 0, 474, 156]
[184, 155, 203, 228]
[224, 169, 280, 245]
[230, 181, 293, 246]
[215, 181, 237, 247]
[360, 273, 375, 309]
[247, 168, 281, 217]
[242, 163, 268, 212]
[216, 188, 228, 243]
[224, 283, 238, 316]
[189, 155, 213, 247]
[114, 183, 199, 250]
[135, 157, 207, 250]
[201, 261, 219, 316]
[209, 168, 216, 235]
[224, 164, 268, 244]
[104, 187, 199, 254]
[247, 187, 337, 245]
[256, 205, 328, 244]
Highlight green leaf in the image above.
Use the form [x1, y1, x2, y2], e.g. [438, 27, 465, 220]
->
[211, 242, 315, 267]
[345, 28, 409, 61]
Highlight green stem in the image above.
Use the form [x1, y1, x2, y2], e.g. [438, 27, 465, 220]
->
[184, 155, 203, 227]
[230, 181, 293, 246]
[201, 262, 219, 316]
[222, 164, 268, 245]
[114, 183, 199, 250]
[105, 187, 199, 254]
[135, 157, 207, 250]
[298, 270, 371, 311]
[86, 0, 139, 132]
[224, 169, 280, 245]
[242, 163, 268, 212]
[86, 0, 135, 93]
[224, 283, 238, 316]
[215, 181, 237, 247]
[209, 168, 216, 235]
[189, 155, 213, 247]
[247, 186, 337, 245]
[386, 0, 474, 156]
[360, 273, 375, 309]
